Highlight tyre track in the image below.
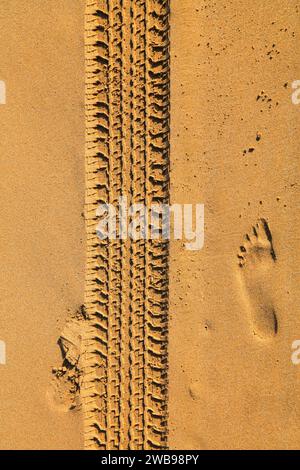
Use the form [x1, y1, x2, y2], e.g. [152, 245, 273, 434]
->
[128, 0, 148, 450]
[106, 0, 123, 450]
[145, 0, 170, 449]
[84, 0, 170, 450]
[84, 0, 110, 450]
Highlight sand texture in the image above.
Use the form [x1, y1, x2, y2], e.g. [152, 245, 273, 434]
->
[0, 0, 85, 449]
[1, 0, 300, 451]
[169, 0, 300, 450]
[84, 0, 169, 450]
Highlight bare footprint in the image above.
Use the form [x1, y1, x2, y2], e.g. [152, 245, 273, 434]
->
[237, 219, 278, 339]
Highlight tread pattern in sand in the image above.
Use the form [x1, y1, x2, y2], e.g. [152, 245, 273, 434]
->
[84, 0, 170, 450]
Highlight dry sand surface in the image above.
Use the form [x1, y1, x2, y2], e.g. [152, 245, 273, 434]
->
[0, 0, 85, 449]
[169, 0, 300, 450]
[1, 0, 300, 450]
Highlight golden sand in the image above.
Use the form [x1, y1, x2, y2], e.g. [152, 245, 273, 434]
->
[1, 0, 300, 450]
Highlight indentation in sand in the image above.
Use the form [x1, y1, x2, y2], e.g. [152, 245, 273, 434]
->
[237, 219, 278, 339]
[188, 382, 201, 401]
[47, 306, 87, 413]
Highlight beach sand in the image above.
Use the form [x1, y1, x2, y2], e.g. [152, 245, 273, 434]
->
[1, 0, 300, 450]
[0, 0, 85, 449]
[169, 0, 300, 450]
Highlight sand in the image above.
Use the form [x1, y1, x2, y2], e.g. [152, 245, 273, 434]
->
[169, 0, 300, 450]
[1, 0, 300, 450]
[83, 0, 169, 450]
[0, 0, 85, 449]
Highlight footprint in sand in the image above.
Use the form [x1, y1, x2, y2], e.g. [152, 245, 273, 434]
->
[47, 306, 87, 412]
[237, 218, 278, 339]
